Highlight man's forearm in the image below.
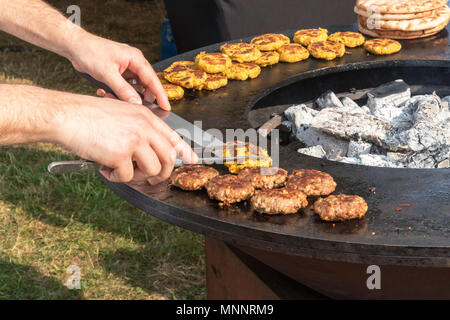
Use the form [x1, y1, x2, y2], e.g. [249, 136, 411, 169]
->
[0, 84, 67, 146]
[0, 0, 84, 60]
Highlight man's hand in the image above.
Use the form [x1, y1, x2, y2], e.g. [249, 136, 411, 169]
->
[0, 1, 193, 184]
[0, 0, 169, 110]
[69, 31, 170, 110]
[57, 93, 196, 184]
[0, 85, 197, 184]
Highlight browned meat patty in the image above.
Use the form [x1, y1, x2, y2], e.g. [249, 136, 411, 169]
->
[170, 165, 219, 191]
[205, 174, 254, 204]
[313, 194, 368, 221]
[238, 167, 288, 189]
[286, 169, 336, 196]
[251, 188, 308, 215]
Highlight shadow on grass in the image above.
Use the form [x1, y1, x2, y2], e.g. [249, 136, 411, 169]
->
[98, 247, 206, 300]
[0, 145, 173, 245]
[0, 259, 82, 299]
[0, 145, 205, 299]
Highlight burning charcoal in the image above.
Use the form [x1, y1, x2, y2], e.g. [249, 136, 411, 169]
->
[394, 125, 433, 152]
[412, 94, 443, 124]
[359, 154, 402, 168]
[414, 102, 441, 124]
[434, 145, 450, 163]
[392, 106, 449, 152]
[295, 125, 349, 158]
[370, 144, 388, 155]
[340, 97, 360, 110]
[297, 145, 326, 159]
[406, 93, 441, 110]
[405, 152, 437, 169]
[367, 85, 423, 127]
[372, 104, 414, 130]
[311, 107, 394, 150]
[284, 104, 318, 134]
[290, 87, 449, 169]
[347, 140, 372, 158]
[438, 159, 450, 168]
[441, 96, 450, 110]
[386, 152, 408, 162]
[385, 100, 449, 153]
[367, 79, 411, 111]
[281, 120, 293, 131]
[361, 105, 371, 114]
[314, 90, 344, 110]
[338, 157, 362, 165]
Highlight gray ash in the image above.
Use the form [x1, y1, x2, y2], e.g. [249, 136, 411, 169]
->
[284, 80, 450, 169]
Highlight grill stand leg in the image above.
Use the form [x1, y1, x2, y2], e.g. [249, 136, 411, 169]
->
[205, 237, 327, 300]
[205, 237, 450, 299]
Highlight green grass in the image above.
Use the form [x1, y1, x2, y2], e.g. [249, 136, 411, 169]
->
[0, 0, 206, 300]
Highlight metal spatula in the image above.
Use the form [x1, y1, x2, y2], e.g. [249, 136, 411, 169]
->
[47, 155, 262, 174]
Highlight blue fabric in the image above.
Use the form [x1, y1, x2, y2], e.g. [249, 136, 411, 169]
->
[160, 18, 178, 60]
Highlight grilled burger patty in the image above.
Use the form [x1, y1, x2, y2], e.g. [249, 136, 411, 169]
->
[170, 165, 219, 191]
[251, 188, 308, 215]
[286, 169, 337, 196]
[313, 194, 368, 221]
[205, 174, 254, 204]
[238, 167, 288, 189]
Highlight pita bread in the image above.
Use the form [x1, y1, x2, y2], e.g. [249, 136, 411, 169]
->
[354, 6, 439, 20]
[358, 6, 450, 31]
[356, 0, 447, 14]
[358, 19, 448, 39]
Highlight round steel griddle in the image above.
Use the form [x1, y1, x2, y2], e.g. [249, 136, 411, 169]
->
[100, 24, 450, 267]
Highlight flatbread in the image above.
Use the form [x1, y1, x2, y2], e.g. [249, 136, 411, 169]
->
[354, 6, 439, 20]
[358, 19, 448, 39]
[358, 6, 450, 31]
[356, 0, 447, 14]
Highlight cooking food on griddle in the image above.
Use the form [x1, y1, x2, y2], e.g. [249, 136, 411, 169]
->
[222, 141, 272, 173]
[286, 169, 337, 196]
[195, 51, 232, 74]
[156, 72, 169, 84]
[307, 40, 346, 60]
[363, 38, 402, 55]
[250, 33, 290, 51]
[205, 174, 255, 204]
[293, 28, 329, 46]
[162, 83, 184, 100]
[220, 43, 262, 63]
[150, 72, 185, 100]
[163, 60, 197, 71]
[225, 62, 261, 80]
[277, 43, 310, 63]
[163, 61, 207, 90]
[327, 31, 366, 47]
[204, 73, 228, 90]
[238, 167, 288, 189]
[254, 51, 280, 67]
[170, 164, 219, 191]
[251, 188, 308, 215]
[313, 194, 368, 221]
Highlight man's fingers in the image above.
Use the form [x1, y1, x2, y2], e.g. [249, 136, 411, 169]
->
[144, 89, 156, 104]
[132, 167, 155, 182]
[133, 145, 162, 178]
[142, 109, 198, 164]
[128, 53, 171, 110]
[96, 89, 116, 99]
[147, 132, 177, 184]
[105, 71, 142, 105]
[101, 159, 135, 183]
